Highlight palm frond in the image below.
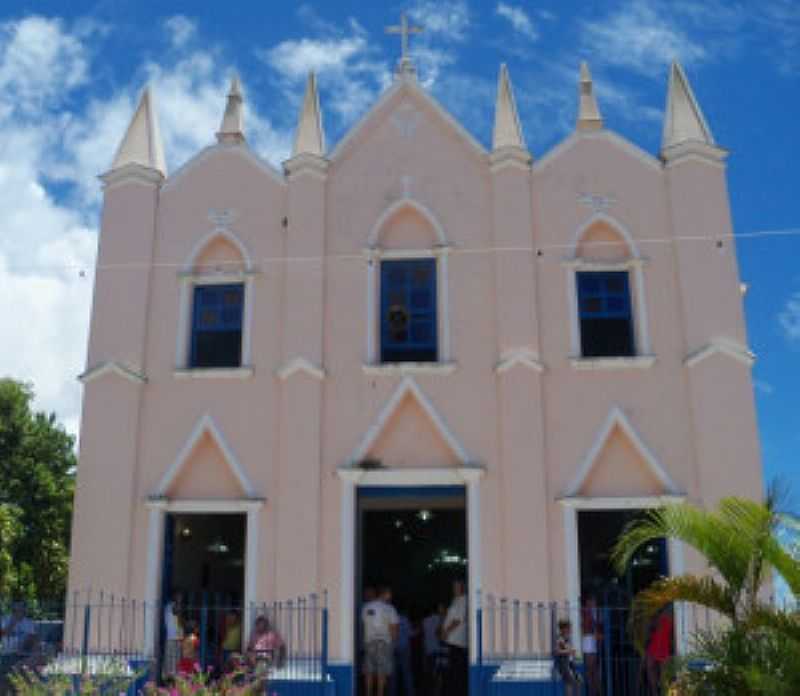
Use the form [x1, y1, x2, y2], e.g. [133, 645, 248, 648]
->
[612, 504, 752, 597]
[628, 575, 736, 651]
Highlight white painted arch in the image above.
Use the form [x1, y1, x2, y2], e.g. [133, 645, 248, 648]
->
[569, 211, 641, 260]
[367, 197, 448, 248]
[184, 227, 254, 273]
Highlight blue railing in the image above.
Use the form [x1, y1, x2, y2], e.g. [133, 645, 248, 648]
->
[0, 592, 330, 694]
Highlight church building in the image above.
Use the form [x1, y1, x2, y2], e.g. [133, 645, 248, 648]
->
[67, 32, 763, 690]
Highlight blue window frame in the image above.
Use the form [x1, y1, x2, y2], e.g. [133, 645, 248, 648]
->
[380, 259, 437, 363]
[189, 284, 244, 368]
[577, 271, 635, 357]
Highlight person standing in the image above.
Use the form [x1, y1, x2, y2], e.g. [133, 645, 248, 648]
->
[441, 580, 468, 696]
[423, 603, 447, 695]
[162, 591, 183, 680]
[581, 595, 602, 696]
[392, 607, 416, 696]
[362, 586, 399, 696]
[646, 605, 674, 696]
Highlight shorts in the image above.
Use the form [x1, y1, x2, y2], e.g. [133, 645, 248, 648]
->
[364, 640, 393, 676]
[582, 635, 597, 654]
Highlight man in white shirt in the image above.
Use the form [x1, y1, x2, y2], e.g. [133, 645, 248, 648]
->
[362, 586, 399, 696]
[442, 580, 468, 696]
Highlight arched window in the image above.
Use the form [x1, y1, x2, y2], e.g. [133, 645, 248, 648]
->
[364, 200, 454, 374]
[566, 214, 654, 368]
[175, 230, 256, 377]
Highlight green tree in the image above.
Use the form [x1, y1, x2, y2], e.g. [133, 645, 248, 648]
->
[612, 493, 800, 695]
[0, 379, 75, 600]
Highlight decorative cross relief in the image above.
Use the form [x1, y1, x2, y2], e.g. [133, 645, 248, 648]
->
[208, 208, 237, 231]
[392, 103, 422, 138]
[577, 193, 616, 213]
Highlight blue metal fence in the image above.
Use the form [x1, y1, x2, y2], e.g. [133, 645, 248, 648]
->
[475, 593, 722, 696]
[0, 592, 329, 694]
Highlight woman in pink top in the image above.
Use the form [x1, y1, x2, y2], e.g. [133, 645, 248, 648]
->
[246, 615, 286, 674]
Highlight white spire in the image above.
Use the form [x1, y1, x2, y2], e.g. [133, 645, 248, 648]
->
[217, 75, 245, 144]
[492, 64, 526, 150]
[577, 61, 603, 131]
[662, 61, 715, 152]
[111, 87, 166, 176]
[293, 72, 325, 157]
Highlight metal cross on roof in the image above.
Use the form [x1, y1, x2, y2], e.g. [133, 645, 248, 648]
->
[386, 12, 423, 64]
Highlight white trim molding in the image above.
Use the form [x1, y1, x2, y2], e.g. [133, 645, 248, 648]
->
[495, 348, 545, 375]
[336, 465, 485, 664]
[559, 494, 687, 655]
[364, 202, 453, 366]
[154, 414, 258, 498]
[570, 356, 656, 370]
[565, 407, 682, 498]
[79, 361, 147, 385]
[276, 357, 326, 381]
[348, 376, 474, 466]
[565, 214, 652, 360]
[684, 338, 755, 368]
[173, 366, 255, 379]
[362, 362, 457, 377]
[175, 231, 257, 371]
[142, 496, 265, 655]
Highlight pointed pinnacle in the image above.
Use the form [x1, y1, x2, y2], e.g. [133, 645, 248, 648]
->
[577, 61, 603, 132]
[217, 74, 245, 144]
[492, 64, 526, 150]
[661, 61, 714, 151]
[111, 86, 167, 176]
[293, 72, 325, 157]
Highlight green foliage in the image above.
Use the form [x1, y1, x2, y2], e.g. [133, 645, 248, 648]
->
[612, 491, 800, 693]
[8, 665, 134, 695]
[144, 669, 267, 696]
[0, 379, 76, 600]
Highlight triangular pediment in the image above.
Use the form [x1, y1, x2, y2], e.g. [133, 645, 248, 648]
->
[330, 78, 487, 165]
[534, 129, 661, 175]
[566, 408, 679, 498]
[156, 415, 256, 499]
[349, 377, 471, 468]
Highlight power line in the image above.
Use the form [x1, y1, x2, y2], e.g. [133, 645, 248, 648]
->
[2, 226, 800, 275]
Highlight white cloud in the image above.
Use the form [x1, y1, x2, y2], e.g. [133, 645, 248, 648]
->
[496, 3, 539, 41]
[259, 18, 391, 126]
[779, 291, 800, 343]
[581, 0, 706, 75]
[0, 16, 293, 439]
[164, 15, 196, 48]
[0, 16, 88, 113]
[409, 0, 470, 42]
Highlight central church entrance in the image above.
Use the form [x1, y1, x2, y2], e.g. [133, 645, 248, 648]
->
[356, 486, 467, 696]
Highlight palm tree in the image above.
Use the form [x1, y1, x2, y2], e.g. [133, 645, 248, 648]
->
[611, 491, 800, 694]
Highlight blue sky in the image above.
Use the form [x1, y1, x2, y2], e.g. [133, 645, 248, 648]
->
[0, 1, 798, 492]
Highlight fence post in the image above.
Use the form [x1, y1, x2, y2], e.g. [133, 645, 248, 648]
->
[200, 599, 208, 672]
[321, 602, 329, 691]
[81, 603, 92, 675]
[602, 606, 613, 696]
[476, 589, 483, 668]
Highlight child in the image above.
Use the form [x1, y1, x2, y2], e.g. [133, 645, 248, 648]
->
[554, 619, 581, 696]
[177, 621, 200, 676]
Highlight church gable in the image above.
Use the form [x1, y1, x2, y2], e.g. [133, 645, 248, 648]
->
[349, 377, 471, 469]
[330, 80, 487, 168]
[577, 425, 664, 498]
[566, 408, 680, 499]
[156, 415, 256, 499]
[166, 431, 245, 499]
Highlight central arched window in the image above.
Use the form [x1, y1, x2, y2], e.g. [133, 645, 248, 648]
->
[565, 214, 654, 368]
[364, 199, 454, 374]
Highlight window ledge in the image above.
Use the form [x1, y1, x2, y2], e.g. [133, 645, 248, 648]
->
[174, 366, 255, 380]
[363, 362, 458, 376]
[569, 356, 656, 370]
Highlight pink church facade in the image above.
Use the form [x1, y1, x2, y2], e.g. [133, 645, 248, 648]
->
[68, 57, 763, 674]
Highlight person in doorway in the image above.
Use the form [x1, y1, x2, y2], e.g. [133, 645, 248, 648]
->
[423, 603, 446, 694]
[581, 595, 602, 696]
[177, 620, 200, 676]
[162, 591, 183, 680]
[247, 615, 286, 675]
[362, 585, 399, 696]
[554, 619, 581, 696]
[646, 605, 674, 695]
[221, 609, 242, 668]
[441, 580, 468, 696]
[392, 606, 416, 696]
